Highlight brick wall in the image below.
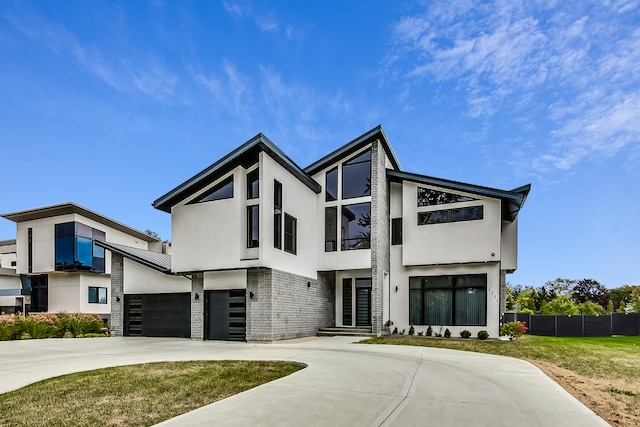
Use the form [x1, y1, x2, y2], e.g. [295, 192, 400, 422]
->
[246, 267, 335, 342]
[190, 273, 204, 340]
[370, 139, 390, 335]
[499, 269, 507, 319]
[110, 253, 124, 336]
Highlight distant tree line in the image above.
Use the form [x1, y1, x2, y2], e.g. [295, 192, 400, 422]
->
[507, 278, 640, 315]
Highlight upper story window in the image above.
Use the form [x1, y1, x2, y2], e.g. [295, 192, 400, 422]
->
[247, 168, 259, 199]
[247, 205, 259, 248]
[342, 150, 371, 199]
[274, 180, 282, 250]
[325, 207, 337, 252]
[88, 286, 108, 304]
[189, 176, 234, 204]
[418, 206, 483, 225]
[325, 167, 338, 201]
[284, 214, 297, 255]
[341, 202, 371, 250]
[417, 187, 476, 207]
[55, 222, 105, 273]
[391, 218, 402, 245]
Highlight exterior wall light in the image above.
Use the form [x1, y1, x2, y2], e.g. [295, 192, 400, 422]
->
[194, 293, 200, 300]
[249, 291, 254, 299]
[116, 296, 121, 302]
[307, 281, 311, 288]
[395, 286, 398, 292]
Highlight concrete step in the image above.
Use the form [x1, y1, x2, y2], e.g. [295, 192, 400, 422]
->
[317, 327, 376, 337]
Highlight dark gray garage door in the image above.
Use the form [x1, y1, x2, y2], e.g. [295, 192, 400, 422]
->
[205, 289, 246, 341]
[124, 293, 190, 338]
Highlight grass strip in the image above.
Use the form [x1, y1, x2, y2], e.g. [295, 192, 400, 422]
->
[0, 360, 304, 427]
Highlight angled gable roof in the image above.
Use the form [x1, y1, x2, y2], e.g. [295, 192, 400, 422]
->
[387, 170, 531, 221]
[304, 125, 402, 176]
[153, 133, 322, 213]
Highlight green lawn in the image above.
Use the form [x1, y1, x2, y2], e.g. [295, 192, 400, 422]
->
[0, 360, 305, 427]
[360, 335, 640, 383]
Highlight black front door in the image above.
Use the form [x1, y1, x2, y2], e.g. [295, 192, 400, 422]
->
[355, 278, 371, 327]
[29, 275, 48, 313]
[205, 290, 246, 341]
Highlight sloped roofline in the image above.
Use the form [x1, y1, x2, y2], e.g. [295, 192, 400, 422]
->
[96, 240, 172, 274]
[0, 202, 159, 242]
[153, 133, 322, 213]
[304, 125, 402, 175]
[387, 170, 531, 221]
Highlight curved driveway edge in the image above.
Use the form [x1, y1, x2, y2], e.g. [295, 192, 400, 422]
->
[0, 337, 608, 427]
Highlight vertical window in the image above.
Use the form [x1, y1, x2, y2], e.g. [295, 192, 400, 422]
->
[274, 180, 282, 249]
[27, 227, 33, 273]
[284, 214, 297, 254]
[325, 167, 338, 201]
[247, 168, 259, 199]
[324, 207, 337, 252]
[247, 205, 259, 248]
[342, 278, 352, 326]
[341, 202, 371, 250]
[88, 286, 108, 304]
[391, 218, 402, 245]
[342, 149, 371, 199]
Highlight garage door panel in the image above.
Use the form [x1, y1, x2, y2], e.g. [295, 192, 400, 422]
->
[125, 293, 190, 338]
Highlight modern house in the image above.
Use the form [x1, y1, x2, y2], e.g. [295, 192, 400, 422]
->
[0, 203, 163, 319]
[104, 125, 529, 341]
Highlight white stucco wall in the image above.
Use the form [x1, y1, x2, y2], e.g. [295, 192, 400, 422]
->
[204, 269, 247, 290]
[78, 274, 111, 314]
[47, 273, 81, 313]
[123, 258, 190, 294]
[501, 219, 518, 272]
[401, 182, 502, 266]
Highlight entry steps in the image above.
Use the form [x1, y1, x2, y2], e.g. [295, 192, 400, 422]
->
[317, 327, 376, 337]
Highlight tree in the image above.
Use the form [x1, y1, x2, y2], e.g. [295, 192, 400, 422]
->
[539, 295, 579, 315]
[144, 229, 161, 240]
[578, 301, 606, 315]
[610, 285, 638, 312]
[571, 279, 610, 307]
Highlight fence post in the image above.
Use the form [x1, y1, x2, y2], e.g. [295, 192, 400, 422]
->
[554, 315, 557, 336]
[581, 315, 585, 337]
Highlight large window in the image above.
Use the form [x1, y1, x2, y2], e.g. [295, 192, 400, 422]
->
[341, 202, 371, 250]
[284, 214, 297, 254]
[55, 222, 105, 273]
[409, 274, 486, 326]
[274, 180, 282, 249]
[342, 150, 371, 199]
[326, 167, 338, 201]
[391, 218, 402, 245]
[247, 205, 259, 248]
[325, 207, 337, 252]
[417, 187, 476, 207]
[247, 168, 259, 199]
[418, 205, 483, 225]
[189, 176, 233, 203]
[88, 286, 107, 304]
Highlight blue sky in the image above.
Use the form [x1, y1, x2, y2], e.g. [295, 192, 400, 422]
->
[1, 1, 638, 288]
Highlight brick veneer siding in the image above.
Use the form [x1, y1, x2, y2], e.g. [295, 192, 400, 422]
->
[110, 253, 124, 337]
[370, 139, 390, 335]
[499, 269, 507, 320]
[246, 268, 334, 342]
[191, 273, 204, 340]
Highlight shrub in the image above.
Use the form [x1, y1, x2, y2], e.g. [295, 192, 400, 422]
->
[19, 314, 58, 339]
[477, 330, 489, 340]
[425, 325, 433, 337]
[67, 313, 103, 336]
[0, 314, 19, 341]
[500, 321, 527, 339]
[444, 328, 451, 338]
[408, 325, 415, 336]
[460, 330, 471, 339]
[76, 333, 107, 338]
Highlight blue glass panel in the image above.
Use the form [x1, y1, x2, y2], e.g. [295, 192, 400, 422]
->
[76, 237, 93, 269]
[55, 236, 74, 270]
[88, 287, 98, 303]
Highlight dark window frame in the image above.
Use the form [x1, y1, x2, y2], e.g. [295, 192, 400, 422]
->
[324, 206, 337, 252]
[417, 205, 483, 225]
[391, 218, 402, 245]
[341, 202, 371, 251]
[325, 166, 338, 201]
[341, 149, 371, 200]
[247, 205, 259, 248]
[88, 286, 108, 304]
[55, 222, 105, 273]
[417, 187, 476, 207]
[188, 175, 234, 204]
[247, 168, 259, 199]
[274, 180, 283, 250]
[284, 213, 297, 255]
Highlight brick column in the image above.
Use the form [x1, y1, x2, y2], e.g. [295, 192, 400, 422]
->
[110, 253, 124, 337]
[371, 139, 390, 335]
[191, 272, 204, 340]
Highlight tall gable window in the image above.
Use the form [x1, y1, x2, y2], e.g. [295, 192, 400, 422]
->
[55, 222, 105, 273]
[247, 168, 259, 199]
[342, 150, 371, 199]
[325, 167, 338, 201]
[417, 187, 476, 207]
[189, 176, 233, 204]
[341, 203, 371, 250]
[325, 207, 337, 252]
[247, 205, 259, 248]
[274, 180, 282, 249]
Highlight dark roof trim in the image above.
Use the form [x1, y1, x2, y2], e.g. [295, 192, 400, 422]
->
[0, 203, 159, 242]
[153, 133, 321, 213]
[387, 170, 530, 221]
[96, 241, 172, 274]
[304, 125, 402, 176]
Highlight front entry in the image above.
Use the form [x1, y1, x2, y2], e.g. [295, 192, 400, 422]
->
[355, 278, 372, 327]
[205, 289, 246, 341]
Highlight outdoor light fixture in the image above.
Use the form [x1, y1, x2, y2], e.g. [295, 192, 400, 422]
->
[116, 296, 121, 302]
[395, 286, 398, 292]
[307, 281, 311, 288]
[250, 291, 254, 299]
[195, 293, 199, 300]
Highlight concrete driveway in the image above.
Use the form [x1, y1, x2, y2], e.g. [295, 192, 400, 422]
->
[0, 337, 608, 426]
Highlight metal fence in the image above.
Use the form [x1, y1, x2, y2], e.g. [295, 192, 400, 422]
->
[502, 312, 640, 337]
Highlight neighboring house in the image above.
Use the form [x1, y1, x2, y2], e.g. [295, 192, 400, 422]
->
[0, 203, 162, 319]
[0, 239, 22, 314]
[105, 125, 529, 341]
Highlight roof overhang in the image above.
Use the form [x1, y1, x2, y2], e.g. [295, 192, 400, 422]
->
[153, 133, 322, 213]
[1, 203, 159, 242]
[96, 241, 172, 274]
[387, 170, 530, 221]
